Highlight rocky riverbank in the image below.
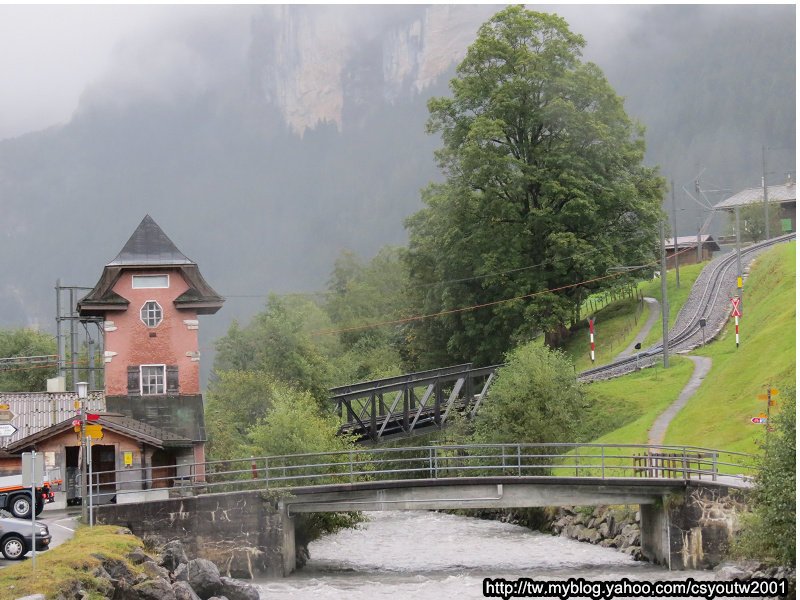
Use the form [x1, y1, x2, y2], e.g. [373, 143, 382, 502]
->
[549, 505, 644, 560]
[14, 531, 262, 600]
[467, 505, 796, 598]
[458, 505, 644, 560]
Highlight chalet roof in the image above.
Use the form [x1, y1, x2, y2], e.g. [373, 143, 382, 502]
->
[6, 413, 192, 453]
[0, 391, 191, 452]
[0, 391, 105, 449]
[714, 181, 796, 210]
[109, 215, 194, 266]
[664, 234, 720, 251]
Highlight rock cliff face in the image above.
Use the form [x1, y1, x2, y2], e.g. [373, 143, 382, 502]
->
[248, 5, 495, 134]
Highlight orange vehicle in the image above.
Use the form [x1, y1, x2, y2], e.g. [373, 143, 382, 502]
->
[0, 475, 59, 519]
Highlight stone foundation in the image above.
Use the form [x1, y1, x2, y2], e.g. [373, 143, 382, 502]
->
[641, 485, 748, 570]
[95, 489, 296, 578]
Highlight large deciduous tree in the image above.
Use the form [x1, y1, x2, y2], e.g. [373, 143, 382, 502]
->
[404, 7, 665, 367]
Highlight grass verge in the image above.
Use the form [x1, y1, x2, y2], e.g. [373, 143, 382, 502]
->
[663, 242, 796, 454]
[0, 525, 142, 600]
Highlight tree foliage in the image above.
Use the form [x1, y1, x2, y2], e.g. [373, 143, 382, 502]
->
[0, 328, 57, 392]
[737, 202, 783, 243]
[734, 386, 795, 566]
[205, 370, 283, 460]
[214, 295, 336, 403]
[471, 341, 584, 445]
[404, 6, 665, 367]
[324, 247, 408, 383]
[247, 384, 354, 457]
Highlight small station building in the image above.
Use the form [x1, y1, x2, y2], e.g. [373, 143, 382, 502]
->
[0, 216, 223, 502]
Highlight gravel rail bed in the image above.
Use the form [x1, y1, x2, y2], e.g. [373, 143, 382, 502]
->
[579, 234, 795, 382]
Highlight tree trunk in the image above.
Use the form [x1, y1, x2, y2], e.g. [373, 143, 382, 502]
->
[544, 323, 570, 348]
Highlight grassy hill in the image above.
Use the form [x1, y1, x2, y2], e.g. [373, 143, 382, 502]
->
[580, 242, 795, 454]
[663, 242, 796, 453]
[562, 261, 705, 372]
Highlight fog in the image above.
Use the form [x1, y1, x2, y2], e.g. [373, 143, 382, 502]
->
[0, 5, 793, 385]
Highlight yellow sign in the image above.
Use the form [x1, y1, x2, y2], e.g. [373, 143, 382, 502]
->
[770, 388, 779, 396]
[85, 424, 103, 440]
[123, 451, 133, 467]
[757, 394, 769, 400]
[74, 400, 81, 410]
[737, 276, 743, 288]
[0, 404, 9, 411]
[769, 400, 778, 407]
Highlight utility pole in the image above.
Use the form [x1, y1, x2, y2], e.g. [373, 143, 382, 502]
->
[55, 279, 64, 379]
[659, 219, 669, 368]
[735, 205, 743, 311]
[69, 287, 77, 390]
[694, 178, 703, 263]
[671, 180, 680, 288]
[762, 145, 770, 240]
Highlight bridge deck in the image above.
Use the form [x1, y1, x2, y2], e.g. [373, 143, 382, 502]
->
[282, 476, 740, 513]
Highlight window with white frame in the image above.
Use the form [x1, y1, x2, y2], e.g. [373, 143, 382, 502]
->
[140, 301, 163, 327]
[140, 365, 166, 395]
[132, 274, 169, 289]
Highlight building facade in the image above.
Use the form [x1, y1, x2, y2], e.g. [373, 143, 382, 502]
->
[78, 215, 224, 474]
[0, 216, 223, 504]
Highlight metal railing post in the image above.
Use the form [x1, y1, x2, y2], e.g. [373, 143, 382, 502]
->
[429, 447, 434, 478]
[601, 446, 605, 480]
[682, 448, 688, 480]
[265, 458, 269, 489]
[712, 452, 718, 482]
[349, 451, 354, 483]
[517, 445, 522, 476]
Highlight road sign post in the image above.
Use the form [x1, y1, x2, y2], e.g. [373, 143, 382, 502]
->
[88, 435, 93, 527]
[22, 451, 43, 570]
[588, 317, 595, 364]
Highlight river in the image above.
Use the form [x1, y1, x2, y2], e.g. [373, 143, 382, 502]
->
[253, 511, 726, 599]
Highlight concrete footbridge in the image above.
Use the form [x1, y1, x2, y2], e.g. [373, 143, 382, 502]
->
[96, 442, 755, 577]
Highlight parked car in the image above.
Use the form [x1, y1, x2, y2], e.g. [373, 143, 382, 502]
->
[0, 510, 50, 560]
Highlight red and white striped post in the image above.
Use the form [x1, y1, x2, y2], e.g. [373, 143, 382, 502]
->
[731, 297, 742, 348]
[588, 317, 596, 363]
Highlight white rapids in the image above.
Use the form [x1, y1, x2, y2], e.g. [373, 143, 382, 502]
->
[253, 511, 728, 599]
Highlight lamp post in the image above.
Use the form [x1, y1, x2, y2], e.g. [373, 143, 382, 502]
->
[76, 381, 88, 523]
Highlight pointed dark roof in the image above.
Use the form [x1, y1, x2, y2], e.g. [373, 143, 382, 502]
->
[78, 215, 224, 317]
[108, 215, 194, 266]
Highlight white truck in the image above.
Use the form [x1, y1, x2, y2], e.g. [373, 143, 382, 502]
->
[0, 472, 59, 519]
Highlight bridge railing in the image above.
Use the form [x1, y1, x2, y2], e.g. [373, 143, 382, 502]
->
[82, 443, 756, 505]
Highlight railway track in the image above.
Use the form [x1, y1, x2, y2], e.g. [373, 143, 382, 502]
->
[333, 233, 794, 440]
[579, 233, 795, 381]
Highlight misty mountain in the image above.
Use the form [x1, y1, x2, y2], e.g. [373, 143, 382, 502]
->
[0, 5, 794, 373]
